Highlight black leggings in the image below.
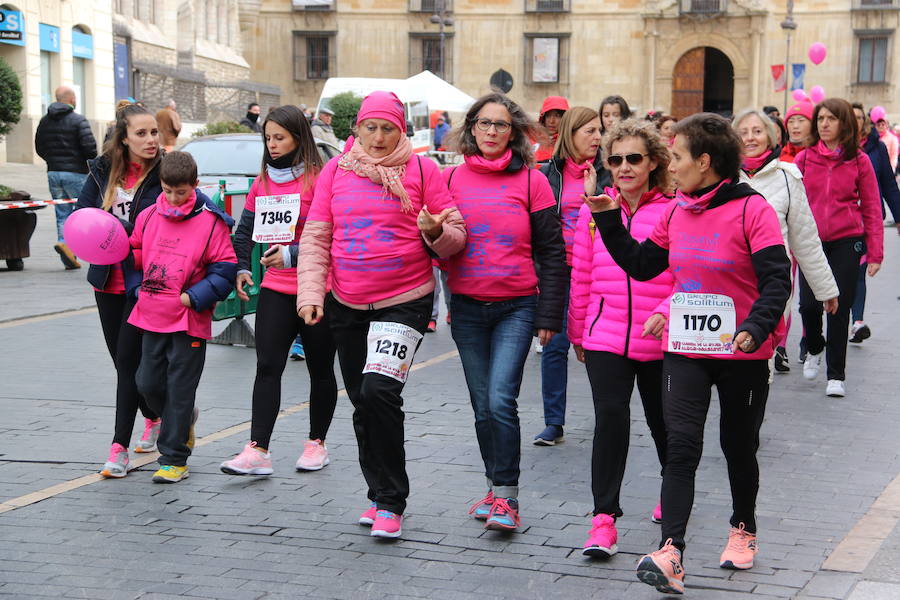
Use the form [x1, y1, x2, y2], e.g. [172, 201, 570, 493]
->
[660, 353, 769, 554]
[798, 237, 863, 381]
[250, 287, 338, 449]
[94, 291, 158, 448]
[584, 351, 666, 518]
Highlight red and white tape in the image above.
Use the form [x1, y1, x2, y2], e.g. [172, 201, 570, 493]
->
[0, 198, 77, 211]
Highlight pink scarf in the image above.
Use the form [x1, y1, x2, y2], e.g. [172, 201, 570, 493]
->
[465, 149, 512, 173]
[742, 149, 772, 174]
[564, 157, 592, 179]
[815, 140, 843, 160]
[156, 190, 197, 220]
[676, 179, 729, 214]
[338, 136, 414, 213]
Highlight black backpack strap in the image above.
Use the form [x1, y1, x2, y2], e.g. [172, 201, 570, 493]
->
[446, 166, 458, 189]
[527, 168, 531, 205]
[782, 168, 791, 221]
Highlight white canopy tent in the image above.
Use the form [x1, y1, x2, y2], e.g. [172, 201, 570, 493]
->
[405, 70, 476, 113]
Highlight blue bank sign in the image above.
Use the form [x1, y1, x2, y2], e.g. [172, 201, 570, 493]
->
[0, 9, 25, 46]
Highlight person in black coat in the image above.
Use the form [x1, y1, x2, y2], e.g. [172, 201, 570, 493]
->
[848, 104, 900, 343]
[75, 104, 166, 479]
[34, 86, 98, 268]
[240, 103, 262, 133]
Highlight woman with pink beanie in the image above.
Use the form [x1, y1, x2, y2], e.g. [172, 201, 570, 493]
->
[297, 91, 466, 539]
[781, 101, 814, 163]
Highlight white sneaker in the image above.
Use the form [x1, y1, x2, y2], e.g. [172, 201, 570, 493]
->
[826, 379, 846, 397]
[803, 351, 822, 380]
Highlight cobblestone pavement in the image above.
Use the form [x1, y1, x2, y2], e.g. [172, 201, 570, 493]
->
[1, 162, 899, 599]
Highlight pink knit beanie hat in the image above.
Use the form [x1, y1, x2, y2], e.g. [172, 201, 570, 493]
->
[357, 91, 406, 133]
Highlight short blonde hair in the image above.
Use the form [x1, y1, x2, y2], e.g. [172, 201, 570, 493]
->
[553, 107, 600, 162]
[733, 108, 779, 150]
[602, 118, 673, 194]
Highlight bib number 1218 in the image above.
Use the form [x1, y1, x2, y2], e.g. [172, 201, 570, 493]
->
[374, 339, 408, 360]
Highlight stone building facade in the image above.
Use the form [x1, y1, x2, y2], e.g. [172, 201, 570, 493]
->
[244, 0, 900, 120]
[0, 0, 115, 163]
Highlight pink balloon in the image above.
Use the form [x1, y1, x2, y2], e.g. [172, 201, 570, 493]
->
[63, 207, 130, 265]
[870, 106, 887, 123]
[808, 42, 827, 65]
[792, 89, 807, 102]
[809, 85, 826, 104]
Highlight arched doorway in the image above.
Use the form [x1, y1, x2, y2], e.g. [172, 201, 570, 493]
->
[671, 47, 734, 119]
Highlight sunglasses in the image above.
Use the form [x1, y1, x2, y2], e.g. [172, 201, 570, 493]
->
[607, 153, 648, 167]
[474, 118, 512, 134]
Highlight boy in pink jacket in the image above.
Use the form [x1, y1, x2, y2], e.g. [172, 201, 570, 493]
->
[129, 151, 237, 483]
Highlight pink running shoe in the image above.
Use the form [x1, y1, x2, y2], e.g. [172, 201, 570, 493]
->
[134, 418, 161, 453]
[719, 523, 758, 570]
[295, 439, 329, 471]
[100, 443, 129, 478]
[652, 503, 662, 524]
[467, 491, 494, 520]
[371, 510, 402, 538]
[583, 514, 618, 558]
[219, 442, 274, 476]
[359, 502, 377, 526]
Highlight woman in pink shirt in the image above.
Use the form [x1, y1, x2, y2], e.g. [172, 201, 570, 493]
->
[442, 93, 567, 533]
[569, 118, 674, 559]
[591, 113, 791, 593]
[794, 99, 884, 398]
[219, 105, 338, 477]
[297, 91, 466, 539]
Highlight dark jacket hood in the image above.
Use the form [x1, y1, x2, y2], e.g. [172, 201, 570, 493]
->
[47, 102, 75, 119]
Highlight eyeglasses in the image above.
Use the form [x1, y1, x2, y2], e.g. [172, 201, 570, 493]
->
[474, 118, 512, 134]
[606, 153, 648, 167]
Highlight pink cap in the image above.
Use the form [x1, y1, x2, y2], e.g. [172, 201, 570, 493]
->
[357, 91, 406, 133]
[784, 101, 813, 123]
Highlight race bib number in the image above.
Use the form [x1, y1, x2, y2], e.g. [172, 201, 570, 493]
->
[111, 187, 134, 219]
[668, 293, 736, 355]
[362, 321, 423, 383]
[252, 194, 301, 243]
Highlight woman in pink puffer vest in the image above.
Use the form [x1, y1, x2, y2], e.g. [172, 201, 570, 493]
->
[569, 119, 674, 559]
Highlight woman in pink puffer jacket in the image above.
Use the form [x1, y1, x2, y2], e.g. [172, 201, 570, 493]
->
[569, 119, 674, 559]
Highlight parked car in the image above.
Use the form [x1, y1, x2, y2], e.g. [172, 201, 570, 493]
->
[180, 133, 342, 190]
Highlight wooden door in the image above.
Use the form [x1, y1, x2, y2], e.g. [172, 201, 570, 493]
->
[672, 47, 705, 120]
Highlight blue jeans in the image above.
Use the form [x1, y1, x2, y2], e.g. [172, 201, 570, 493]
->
[47, 171, 87, 242]
[450, 293, 537, 498]
[540, 283, 570, 426]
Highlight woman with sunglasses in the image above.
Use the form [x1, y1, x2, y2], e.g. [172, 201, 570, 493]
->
[590, 113, 791, 594]
[795, 99, 883, 398]
[297, 91, 466, 539]
[568, 119, 674, 558]
[443, 93, 566, 532]
[531, 107, 601, 446]
[733, 109, 839, 374]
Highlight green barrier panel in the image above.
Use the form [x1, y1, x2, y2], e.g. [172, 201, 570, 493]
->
[209, 179, 264, 347]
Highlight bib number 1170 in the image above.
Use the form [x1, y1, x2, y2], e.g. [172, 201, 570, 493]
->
[682, 314, 721, 332]
[374, 339, 408, 360]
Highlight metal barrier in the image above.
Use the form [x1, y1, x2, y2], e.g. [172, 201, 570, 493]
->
[208, 179, 263, 348]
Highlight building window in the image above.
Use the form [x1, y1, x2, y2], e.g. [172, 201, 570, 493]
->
[293, 32, 336, 80]
[857, 0, 897, 6]
[409, 0, 453, 12]
[134, 0, 155, 23]
[857, 35, 889, 83]
[409, 33, 454, 82]
[525, 0, 570, 11]
[524, 34, 569, 84]
[680, 0, 727, 13]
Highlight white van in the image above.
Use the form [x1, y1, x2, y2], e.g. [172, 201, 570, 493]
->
[316, 77, 432, 154]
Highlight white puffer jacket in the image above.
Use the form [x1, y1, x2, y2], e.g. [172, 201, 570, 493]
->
[740, 158, 839, 302]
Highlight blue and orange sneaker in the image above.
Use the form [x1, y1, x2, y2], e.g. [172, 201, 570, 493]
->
[485, 497, 520, 531]
[468, 491, 494, 520]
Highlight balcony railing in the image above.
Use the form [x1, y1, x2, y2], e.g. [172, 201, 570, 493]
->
[291, 0, 335, 11]
[680, 0, 727, 14]
[409, 0, 454, 12]
[525, 0, 570, 13]
[853, 0, 900, 9]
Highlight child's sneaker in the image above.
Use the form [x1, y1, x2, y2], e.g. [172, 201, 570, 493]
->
[467, 491, 494, 520]
[652, 503, 663, 524]
[636, 539, 685, 594]
[152, 465, 189, 483]
[371, 510, 402, 538]
[485, 497, 520, 531]
[134, 418, 161, 453]
[358, 502, 377, 526]
[220, 442, 273, 476]
[295, 439, 329, 471]
[100, 443, 129, 478]
[719, 523, 758, 570]
[186, 406, 200, 450]
[582, 514, 618, 558]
